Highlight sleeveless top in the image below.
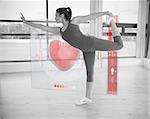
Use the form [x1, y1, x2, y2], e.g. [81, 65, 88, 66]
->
[60, 23, 94, 51]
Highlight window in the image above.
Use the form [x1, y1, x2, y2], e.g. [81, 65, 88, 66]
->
[103, 0, 139, 23]
[48, 0, 90, 20]
[102, 0, 139, 57]
[0, 0, 46, 20]
[0, 0, 139, 62]
[48, 0, 90, 35]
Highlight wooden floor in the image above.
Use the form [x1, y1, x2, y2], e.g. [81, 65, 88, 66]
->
[0, 66, 150, 119]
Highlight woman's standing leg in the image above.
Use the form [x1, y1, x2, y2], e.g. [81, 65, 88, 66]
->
[75, 51, 95, 105]
[83, 51, 95, 99]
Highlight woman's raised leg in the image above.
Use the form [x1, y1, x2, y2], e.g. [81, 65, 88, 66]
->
[89, 17, 123, 51]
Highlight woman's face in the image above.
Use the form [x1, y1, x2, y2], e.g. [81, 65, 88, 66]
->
[55, 12, 63, 23]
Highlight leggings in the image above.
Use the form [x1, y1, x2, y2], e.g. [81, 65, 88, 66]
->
[83, 36, 123, 82]
[87, 36, 123, 52]
[83, 51, 95, 82]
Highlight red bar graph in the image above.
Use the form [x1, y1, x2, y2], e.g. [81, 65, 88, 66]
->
[107, 16, 118, 94]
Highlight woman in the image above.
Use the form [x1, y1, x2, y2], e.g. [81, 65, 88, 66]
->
[20, 7, 123, 105]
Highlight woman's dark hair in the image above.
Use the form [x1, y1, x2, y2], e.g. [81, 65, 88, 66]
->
[56, 7, 72, 23]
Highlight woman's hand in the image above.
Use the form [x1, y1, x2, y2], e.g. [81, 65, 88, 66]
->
[20, 12, 27, 23]
[106, 11, 115, 17]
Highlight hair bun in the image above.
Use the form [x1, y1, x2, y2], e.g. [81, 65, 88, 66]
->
[66, 7, 70, 11]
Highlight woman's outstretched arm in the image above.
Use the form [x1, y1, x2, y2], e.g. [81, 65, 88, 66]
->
[20, 13, 60, 34]
[71, 11, 114, 24]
